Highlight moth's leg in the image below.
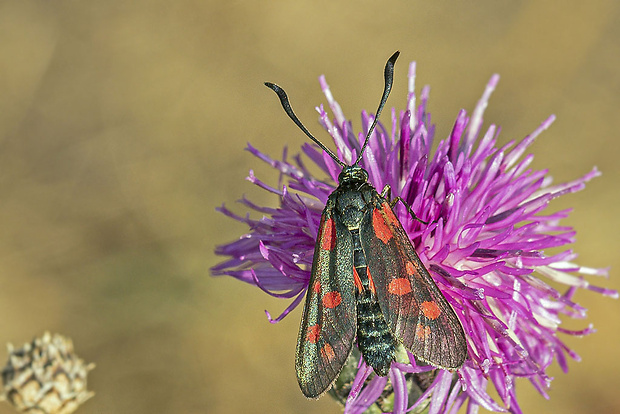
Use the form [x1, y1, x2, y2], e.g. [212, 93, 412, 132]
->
[381, 185, 429, 225]
[380, 185, 391, 200]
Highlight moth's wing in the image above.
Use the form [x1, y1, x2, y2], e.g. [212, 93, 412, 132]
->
[295, 205, 357, 398]
[359, 199, 467, 369]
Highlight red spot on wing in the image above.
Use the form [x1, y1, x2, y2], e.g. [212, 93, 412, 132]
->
[313, 281, 321, 293]
[388, 278, 412, 296]
[406, 261, 417, 275]
[372, 209, 393, 244]
[421, 301, 442, 320]
[382, 201, 400, 226]
[353, 267, 363, 293]
[415, 323, 431, 340]
[320, 217, 336, 251]
[306, 324, 320, 343]
[322, 291, 342, 309]
[367, 268, 376, 295]
[320, 343, 336, 361]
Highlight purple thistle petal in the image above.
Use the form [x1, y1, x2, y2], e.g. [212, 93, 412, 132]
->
[213, 59, 616, 413]
[445, 378, 465, 414]
[344, 363, 378, 413]
[264, 288, 307, 323]
[388, 369, 407, 413]
[429, 370, 454, 414]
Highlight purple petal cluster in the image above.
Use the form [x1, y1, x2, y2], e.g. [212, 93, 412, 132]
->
[212, 61, 616, 413]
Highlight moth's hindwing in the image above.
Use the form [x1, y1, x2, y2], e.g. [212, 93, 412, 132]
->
[359, 196, 467, 369]
[295, 202, 357, 398]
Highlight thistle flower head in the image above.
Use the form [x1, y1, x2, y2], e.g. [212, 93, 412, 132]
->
[213, 59, 616, 413]
[1, 332, 94, 414]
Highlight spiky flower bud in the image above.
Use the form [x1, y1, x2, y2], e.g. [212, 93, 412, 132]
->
[1, 332, 94, 414]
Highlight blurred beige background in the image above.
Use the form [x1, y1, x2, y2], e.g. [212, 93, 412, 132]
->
[0, 1, 619, 413]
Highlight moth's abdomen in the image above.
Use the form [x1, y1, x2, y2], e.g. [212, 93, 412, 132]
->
[351, 227, 396, 376]
[356, 286, 396, 376]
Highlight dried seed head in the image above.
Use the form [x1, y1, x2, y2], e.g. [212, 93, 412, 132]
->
[1, 332, 94, 414]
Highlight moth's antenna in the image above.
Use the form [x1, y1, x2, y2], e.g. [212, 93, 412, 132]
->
[354, 51, 399, 166]
[265, 82, 345, 168]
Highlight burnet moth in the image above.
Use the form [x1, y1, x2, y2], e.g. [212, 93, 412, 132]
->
[265, 51, 467, 399]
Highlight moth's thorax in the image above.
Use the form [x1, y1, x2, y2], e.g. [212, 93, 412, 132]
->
[329, 166, 377, 229]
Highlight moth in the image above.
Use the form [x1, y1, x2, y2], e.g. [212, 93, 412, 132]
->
[265, 51, 467, 399]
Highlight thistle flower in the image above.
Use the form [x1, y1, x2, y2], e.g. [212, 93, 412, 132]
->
[1, 332, 94, 414]
[212, 60, 617, 413]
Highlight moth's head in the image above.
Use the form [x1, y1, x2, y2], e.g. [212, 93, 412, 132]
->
[338, 165, 368, 185]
